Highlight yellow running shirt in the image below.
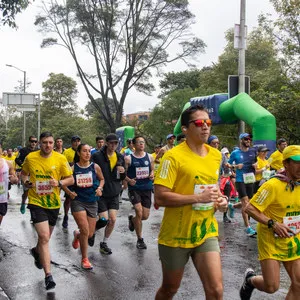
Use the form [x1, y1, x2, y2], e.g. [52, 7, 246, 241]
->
[255, 156, 270, 182]
[250, 178, 300, 261]
[22, 151, 72, 209]
[63, 147, 76, 164]
[268, 150, 283, 171]
[154, 142, 221, 248]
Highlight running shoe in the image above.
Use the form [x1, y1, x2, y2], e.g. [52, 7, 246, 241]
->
[240, 268, 256, 300]
[228, 202, 235, 218]
[45, 274, 56, 290]
[81, 258, 93, 270]
[223, 215, 232, 223]
[88, 234, 96, 247]
[100, 242, 112, 255]
[136, 238, 147, 249]
[128, 215, 134, 232]
[72, 230, 80, 249]
[30, 247, 43, 269]
[62, 215, 68, 228]
[246, 227, 257, 237]
[20, 203, 26, 214]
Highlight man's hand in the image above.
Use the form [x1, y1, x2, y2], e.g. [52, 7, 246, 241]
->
[196, 187, 219, 203]
[273, 222, 296, 238]
[215, 197, 228, 212]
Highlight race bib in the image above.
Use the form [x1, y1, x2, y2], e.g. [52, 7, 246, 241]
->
[192, 184, 216, 211]
[0, 182, 5, 195]
[76, 172, 93, 188]
[243, 172, 255, 184]
[36, 180, 53, 195]
[262, 170, 272, 180]
[283, 216, 300, 235]
[136, 167, 149, 179]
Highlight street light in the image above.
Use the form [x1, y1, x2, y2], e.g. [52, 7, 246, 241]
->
[6, 64, 27, 146]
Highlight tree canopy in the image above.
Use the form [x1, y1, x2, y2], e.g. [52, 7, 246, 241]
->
[34, 0, 206, 132]
[0, 0, 30, 27]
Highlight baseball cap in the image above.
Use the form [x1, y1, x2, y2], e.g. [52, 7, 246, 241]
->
[208, 135, 218, 145]
[239, 133, 252, 140]
[166, 134, 175, 140]
[106, 133, 118, 142]
[71, 135, 81, 142]
[257, 146, 269, 152]
[282, 145, 300, 161]
[221, 147, 229, 154]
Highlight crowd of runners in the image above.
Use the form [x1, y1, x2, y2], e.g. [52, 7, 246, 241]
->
[0, 103, 299, 299]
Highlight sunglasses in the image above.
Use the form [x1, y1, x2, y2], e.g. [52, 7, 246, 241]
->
[243, 138, 252, 141]
[189, 119, 212, 127]
[30, 140, 38, 143]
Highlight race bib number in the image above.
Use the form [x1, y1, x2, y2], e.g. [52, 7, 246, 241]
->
[0, 182, 5, 195]
[36, 181, 53, 195]
[243, 172, 255, 184]
[136, 167, 149, 179]
[76, 172, 93, 188]
[262, 170, 272, 180]
[192, 184, 216, 211]
[283, 216, 300, 235]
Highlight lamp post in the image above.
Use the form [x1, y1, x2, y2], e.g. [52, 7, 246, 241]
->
[6, 64, 27, 147]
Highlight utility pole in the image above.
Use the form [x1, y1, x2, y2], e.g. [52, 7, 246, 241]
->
[6, 64, 27, 147]
[238, 0, 246, 135]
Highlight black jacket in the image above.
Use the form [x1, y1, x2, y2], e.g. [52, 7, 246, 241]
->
[15, 147, 36, 168]
[92, 146, 126, 198]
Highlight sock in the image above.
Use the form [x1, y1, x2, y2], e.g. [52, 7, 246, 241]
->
[103, 237, 108, 243]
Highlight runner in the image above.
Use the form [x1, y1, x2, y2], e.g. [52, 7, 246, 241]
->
[21, 132, 73, 290]
[15, 136, 38, 214]
[154, 134, 175, 164]
[268, 138, 288, 171]
[54, 137, 65, 154]
[91, 136, 105, 155]
[62, 144, 104, 270]
[240, 145, 300, 300]
[253, 146, 270, 193]
[0, 145, 18, 226]
[62, 135, 81, 228]
[92, 133, 126, 255]
[228, 133, 257, 237]
[125, 135, 154, 249]
[154, 104, 227, 300]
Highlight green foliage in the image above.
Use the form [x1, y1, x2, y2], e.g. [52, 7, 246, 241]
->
[35, 0, 206, 131]
[0, 0, 30, 27]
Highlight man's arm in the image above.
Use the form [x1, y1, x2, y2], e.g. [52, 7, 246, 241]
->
[155, 148, 165, 164]
[154, 184, 220, 207]
[15, 148, 26, 167]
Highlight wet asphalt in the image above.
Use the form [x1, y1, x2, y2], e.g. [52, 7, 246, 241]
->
[0, 185, 289, 300]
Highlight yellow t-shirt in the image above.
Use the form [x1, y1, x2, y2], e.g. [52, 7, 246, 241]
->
[250, 178, 300, 261]
[108, 152, 117, 171]
[63, 147, 76, 164]
[22, 151, 73, 209]
[268, 150, 283, 171]
[4, 155, 16, 169]
[255, 156, 270, 181]
[154, 142, 221, 248]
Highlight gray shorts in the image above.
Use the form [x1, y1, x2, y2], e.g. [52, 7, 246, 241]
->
[71, 199, 97, 218]
[158, 237, 220, 270]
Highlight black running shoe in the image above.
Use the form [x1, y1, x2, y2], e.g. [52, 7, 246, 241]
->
[88, 234, 96, 247]
[136, 238, 147, 249]
[62, 215, 68, 228]
[128, 215, 134, 232]
[240, 268, 256, 300]
[223, 215, 232, 223]
[100, 242, 112, 255]
[45, 275, 56, 290]
[30, 247, 43, 269]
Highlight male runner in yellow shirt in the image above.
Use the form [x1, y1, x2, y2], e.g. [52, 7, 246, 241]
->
[22, 132, 73, 290]
[154, 104, 227, 300]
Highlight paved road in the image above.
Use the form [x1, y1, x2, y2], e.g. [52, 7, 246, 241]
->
[0, 185, 289, 299]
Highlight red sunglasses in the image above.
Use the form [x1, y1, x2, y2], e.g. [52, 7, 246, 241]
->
[189, 119, 212, 127]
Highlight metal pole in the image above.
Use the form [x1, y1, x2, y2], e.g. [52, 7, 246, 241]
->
[23, 71, 26, 147]
[37, 95, 41, 139]
[238, 0, 246, 135]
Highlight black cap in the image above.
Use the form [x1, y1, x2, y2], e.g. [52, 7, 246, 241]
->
[71, 135, 81, 142]
[257, 146, 269, 152]
[106, 133, 118, 142]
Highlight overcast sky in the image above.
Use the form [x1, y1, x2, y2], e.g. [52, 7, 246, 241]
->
[0, 0, 275, 114]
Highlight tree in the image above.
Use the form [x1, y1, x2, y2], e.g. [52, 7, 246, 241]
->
[34, 0, 206, 132]
[41, 73, 78, 112]
[0, 0, 30, 27]
[259, 0, 300, 80]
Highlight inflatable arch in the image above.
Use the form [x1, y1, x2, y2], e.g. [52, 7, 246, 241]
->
[173, 92, 276, 153]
